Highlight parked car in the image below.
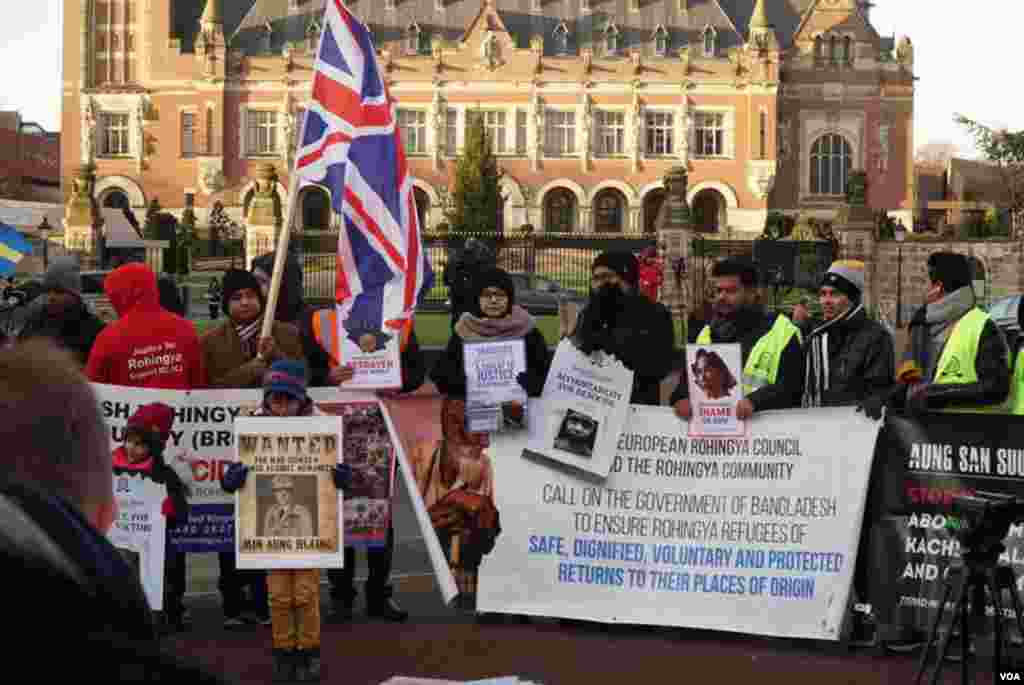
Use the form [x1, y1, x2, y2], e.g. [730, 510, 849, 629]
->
[988, 295, 1021, 351]
[445, 272, 586, 316]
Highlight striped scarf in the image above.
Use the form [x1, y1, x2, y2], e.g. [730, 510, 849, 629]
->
[802, 303, 864, 408]
[235, 319, 261, 358]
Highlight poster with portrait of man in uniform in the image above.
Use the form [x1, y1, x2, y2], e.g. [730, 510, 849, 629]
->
[234, 416, 344, 570]
[686, 343, 746, 438]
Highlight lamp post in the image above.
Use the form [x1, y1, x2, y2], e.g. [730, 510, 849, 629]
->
[894, 221, 906, 328]
[37, 216, 52, 271]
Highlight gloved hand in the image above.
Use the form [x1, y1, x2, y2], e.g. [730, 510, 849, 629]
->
[221, 462, 249, 493]
[516, 371, 545, 397]
[856, 395, 886, 421]
[333, 463, 353, 493]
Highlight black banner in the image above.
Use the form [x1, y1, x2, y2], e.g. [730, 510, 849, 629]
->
[868, 411, 1024, 640]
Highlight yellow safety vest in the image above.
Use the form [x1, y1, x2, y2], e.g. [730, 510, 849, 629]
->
[697, 315, 802, 395]
[1012, 348, 1024, 416]
[312, 309, 411, 368]
[932, 307, 1008, 414]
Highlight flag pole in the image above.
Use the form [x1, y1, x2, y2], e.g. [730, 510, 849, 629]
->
[258, 25, 323, 357]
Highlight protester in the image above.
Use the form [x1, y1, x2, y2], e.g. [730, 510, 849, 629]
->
[207, 277, 221, 320]
[221, 360, 352, 683]
[203, 267, 305, 628]
[302, 298, 427, 623]
[431, 266, 551, 404]
[86, 262, 206, 389]
[18, 256, 105, 365]
[252, 251, 308, 326]
[0, 340, 224, 681]
[637, 246, 663, 302]
[571, 251, 675, 405]
[872, 251, 1009, 416]
[112, 403, 191, 634]
[445, 238, 497, 331]
[672, 257, 804, 420]
[802, 261, 894, 409]
[202, 268, 305, 389]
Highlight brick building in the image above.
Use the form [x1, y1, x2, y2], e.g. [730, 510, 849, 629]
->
[0, 111, 61, 203]
[61, 0, 915, 236]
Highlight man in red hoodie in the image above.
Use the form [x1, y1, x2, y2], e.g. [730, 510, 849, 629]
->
[86, 263, 206, 389]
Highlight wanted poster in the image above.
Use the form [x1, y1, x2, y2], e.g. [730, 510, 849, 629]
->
[234, 416, 344, 569]
[686, 343, 747, 438]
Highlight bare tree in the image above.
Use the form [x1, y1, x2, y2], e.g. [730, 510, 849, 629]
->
[955, 113, 1024, 236]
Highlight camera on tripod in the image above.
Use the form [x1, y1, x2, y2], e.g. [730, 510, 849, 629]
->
[950, 491, 1024, 554]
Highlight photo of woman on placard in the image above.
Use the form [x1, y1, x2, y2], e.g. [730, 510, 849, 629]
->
[691, 348, 738, 401]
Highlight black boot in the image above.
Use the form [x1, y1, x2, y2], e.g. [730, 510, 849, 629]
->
[272, 649, 295, 683]
[296, 648, 321, 682]
[366, 593, 408, 622]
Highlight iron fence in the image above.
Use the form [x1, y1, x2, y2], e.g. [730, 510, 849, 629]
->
[293, 232, 657, 307]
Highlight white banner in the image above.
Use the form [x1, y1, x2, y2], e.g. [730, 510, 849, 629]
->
[523, 339, 633, 479]
[478, 404, 881, 640]
[109, 474, 168, 611]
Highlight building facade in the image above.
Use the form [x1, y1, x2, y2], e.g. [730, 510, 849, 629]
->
[61, 0, 915, 237]
[0, 111, 61, 203]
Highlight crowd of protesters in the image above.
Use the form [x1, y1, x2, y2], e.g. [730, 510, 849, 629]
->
[1, 240, 1016, 681]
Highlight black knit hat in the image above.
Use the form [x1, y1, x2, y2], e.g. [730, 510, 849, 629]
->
[221, 268, 265, 317]
[927, 252, 972, 294]
[471, 267, 516, 317]
[592, 251, 640, 289]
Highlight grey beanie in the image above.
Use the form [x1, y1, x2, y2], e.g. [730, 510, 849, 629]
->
[821, 260, 865, 301]
[42, 257, 82, 295]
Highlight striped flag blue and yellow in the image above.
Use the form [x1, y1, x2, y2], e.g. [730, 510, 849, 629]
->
[0, 222, 33, 276]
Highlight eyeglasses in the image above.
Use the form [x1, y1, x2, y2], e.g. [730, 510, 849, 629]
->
[480, 290, 509, 301]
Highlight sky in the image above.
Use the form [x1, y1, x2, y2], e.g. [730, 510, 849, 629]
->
[0, 0, 1021, 160]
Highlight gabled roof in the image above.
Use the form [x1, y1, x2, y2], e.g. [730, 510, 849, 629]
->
[171, 0, 257, 52]
[792, 0, 881, 46]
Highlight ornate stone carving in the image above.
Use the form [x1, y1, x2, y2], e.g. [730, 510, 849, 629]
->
[135, 98, 147, 172]
[81, 97, 96, 164]
[655, 166, 692, 232]
[746, 160, 777, 200]
[480, 30, 500, 70]
[895, 36, 913, 69]
[198, 157, 225, 195]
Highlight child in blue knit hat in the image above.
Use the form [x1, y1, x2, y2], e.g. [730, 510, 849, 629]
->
[222, 359, 351, 683]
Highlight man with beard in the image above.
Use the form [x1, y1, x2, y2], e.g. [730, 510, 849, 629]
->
[19, 257, 105, 365]
[672, 257, 804, 420]
[571, 251, 675, 405]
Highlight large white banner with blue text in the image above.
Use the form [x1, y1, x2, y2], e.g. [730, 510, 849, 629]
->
[477, 404, 881, 639]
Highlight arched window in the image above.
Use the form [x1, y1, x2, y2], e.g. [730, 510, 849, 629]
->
[413, 187, 430, 230]
[810, 134, 853, 196]
[553, 23, 570, 55]
[643, 189, 666, 234]
[605, 24, 619, 56]
[101, 189, 131, 210]
[703, 26, 716, 57]
[593, 189, 626, 233]
[544, 188, 577, 233]
[406, 24, 420, 55]
[653, 26, 668, 57]
[300, 186, 331, 230]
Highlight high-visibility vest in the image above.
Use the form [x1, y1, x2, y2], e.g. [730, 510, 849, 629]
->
[696, 315, 802, 395]
[311, 308, 411, 368]
[933, 307, 1009, 414]
[1011, 348, 1024, 415]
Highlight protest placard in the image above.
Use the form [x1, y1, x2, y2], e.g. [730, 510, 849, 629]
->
[685, 344, 747, 438]
[108, 474, 168, 611]
[464, 338, 528, 433]
[234, 416, 344, 570]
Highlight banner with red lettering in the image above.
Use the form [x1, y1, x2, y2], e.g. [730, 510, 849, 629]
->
[92, 385, 391, 553]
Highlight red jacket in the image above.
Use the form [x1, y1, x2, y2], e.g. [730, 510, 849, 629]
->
[638, 258, 663, 302]
[86, 263, 206, 389]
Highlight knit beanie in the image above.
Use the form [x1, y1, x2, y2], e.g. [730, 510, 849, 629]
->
[221, 268, 265, 317]
[821, 260, 865, 302]
[264, 359, 309, 403]
[125, 403, 176, 456]
[471, 267, 516, 317]
[592, 251, 640, 289]
[927, 252, 972, 293]
[42, 257, 82, 295]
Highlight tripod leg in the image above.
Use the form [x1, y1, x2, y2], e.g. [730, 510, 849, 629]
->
[990, 572, 1007, 683]
[915, 573, 958, 685]
[999, 566, 1024, 646]
[927, 572, 969, 685]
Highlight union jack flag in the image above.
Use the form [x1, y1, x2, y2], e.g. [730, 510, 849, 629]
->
[294, 0, 433, 337]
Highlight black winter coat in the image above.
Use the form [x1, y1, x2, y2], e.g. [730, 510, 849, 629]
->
[802, 307, 895, 407]
[670, 308, 804, 412]
[18, 299, 106, 365]
[572, 293, 676, 406]
[431, 327, 551, 399]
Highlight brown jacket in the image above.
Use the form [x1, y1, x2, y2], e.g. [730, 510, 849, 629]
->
[200, 320, 305, 388]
